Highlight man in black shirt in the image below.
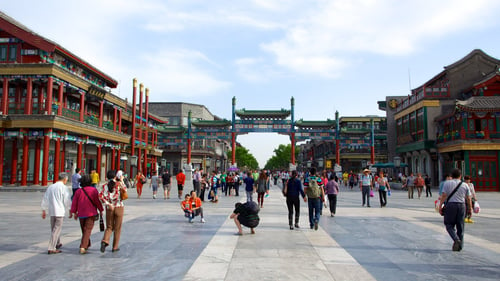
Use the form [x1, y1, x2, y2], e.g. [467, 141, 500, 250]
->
[161, 170, 171, 199]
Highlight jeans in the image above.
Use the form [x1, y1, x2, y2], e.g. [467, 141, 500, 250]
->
[444, 202, 466, 243]
[308, 198, 321, 228]
[362, 185, 370, 206]
[286, 196, 300, 225]
[246, 191, 253, 202]
[378, 189, 387, 206]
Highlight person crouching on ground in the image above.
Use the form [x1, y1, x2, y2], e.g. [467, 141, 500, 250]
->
[230, 202, 260, 235]
[190, 190, 205, 223]
[181, 194, 193, 222]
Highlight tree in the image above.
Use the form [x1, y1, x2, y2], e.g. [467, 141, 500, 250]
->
[264, 144, 300, 170]
[227, 146, 259, 170]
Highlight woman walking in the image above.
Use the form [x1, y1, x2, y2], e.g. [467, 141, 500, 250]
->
[256, 170, 269, 208]
[324, 174, 340, 217]
[134, 171, 146, 199]
[99, 170, 127, 253]
[376, 171, 391, 207]
[284, 170, 306, 229]
[70, 174, 104, 254]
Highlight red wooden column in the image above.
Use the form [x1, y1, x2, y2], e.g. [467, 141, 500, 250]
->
[144, 88, 150, 174]
[111, 148, 116, 171]
[25, 78, 33, 114]
[96, 145, 102, 177]
[33, 140, 41, 185]
[53, 138, 61, 182]
[21, 130, 29, 186]
[291, 132, 295, 165]
[113, 106, 117, 131]
[117, 148, 121, 170]
[138, 84, 144, 173]
[130, 78, 137, 177]
[118, 109, 122, 132]
[10, 139, 17, 184]
[77, 142, 83, 171]
[2, 78, 8, 114]
[60, 141, 65, 173]
[0, 129, 4, 185]
[46, 78, 53, 115]
[99, 101, 104, 127]
[138, 148, 142, 173]
[41, 129, 51, 186]
[57, 83, 64, 116]
[79, 93, 85, 122]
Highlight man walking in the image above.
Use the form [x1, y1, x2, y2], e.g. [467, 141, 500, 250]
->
[193, 169, 201, 197]
[360, 169, 373, 207]
[71, 168, 82, 199]
[439, 168, 472, 251]
[161, 170, 171, 199]
[304, 168, 324, 230]
[176, 169, 186, 199]
[41, 172, 71, 254]
[406, 172, 416, 199]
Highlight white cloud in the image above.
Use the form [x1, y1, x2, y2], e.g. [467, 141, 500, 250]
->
[260, 0, 500, 77]
[132, 49, 231, 100]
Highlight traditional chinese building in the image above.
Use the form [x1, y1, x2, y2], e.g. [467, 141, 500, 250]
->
[394, 49, 500, 191]
[0, 11, 160, 186]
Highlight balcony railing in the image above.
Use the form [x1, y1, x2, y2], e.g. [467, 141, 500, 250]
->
[436, 130, 499, 144]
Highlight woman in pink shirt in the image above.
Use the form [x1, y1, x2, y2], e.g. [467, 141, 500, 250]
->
[70, 174, 104, 254]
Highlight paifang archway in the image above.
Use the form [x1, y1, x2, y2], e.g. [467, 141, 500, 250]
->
[182, 97, 376, 170]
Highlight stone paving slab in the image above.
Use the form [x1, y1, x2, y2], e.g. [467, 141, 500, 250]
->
[0, 182, 499, 280]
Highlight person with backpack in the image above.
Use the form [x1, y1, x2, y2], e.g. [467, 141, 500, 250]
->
[304, 168, 324, 230]
[360, 169, 373, 207]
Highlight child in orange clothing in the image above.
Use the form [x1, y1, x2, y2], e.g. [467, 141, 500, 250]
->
[180, 194, 193, 222]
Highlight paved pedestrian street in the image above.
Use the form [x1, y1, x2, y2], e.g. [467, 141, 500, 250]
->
[1, 183, 499, 281]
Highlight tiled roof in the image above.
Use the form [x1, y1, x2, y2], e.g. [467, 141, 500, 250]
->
[456, 96, 500, 112]
[0, 11, 118, 88]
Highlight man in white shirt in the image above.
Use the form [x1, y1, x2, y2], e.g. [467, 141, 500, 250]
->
[41, 172, 71, 254]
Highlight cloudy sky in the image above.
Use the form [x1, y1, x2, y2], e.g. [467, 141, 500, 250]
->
[3, 0, 500, 167]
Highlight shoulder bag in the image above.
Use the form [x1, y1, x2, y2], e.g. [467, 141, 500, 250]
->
[82, 187, 105, 232]
[441, 181, 462, 216]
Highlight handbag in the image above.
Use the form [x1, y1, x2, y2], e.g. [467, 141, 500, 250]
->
[441, 181, 462, 216]
[99, 214, 105, 232]
[369, 190, 374, 197]
[120, 187, 129, 201]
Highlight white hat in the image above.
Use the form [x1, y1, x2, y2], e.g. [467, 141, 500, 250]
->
[363, 169, 370, 173]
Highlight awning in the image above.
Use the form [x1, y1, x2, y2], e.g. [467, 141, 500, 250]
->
[371, 162, 408, 168]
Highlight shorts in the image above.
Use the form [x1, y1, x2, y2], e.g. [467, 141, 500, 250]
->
[163, 184, 171, 191]
[178, 184, 183, 191]
[152, 185, 158, 192]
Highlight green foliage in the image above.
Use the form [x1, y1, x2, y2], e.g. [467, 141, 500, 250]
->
[264, 144, 300, 170]
[227, 146, 259, 170]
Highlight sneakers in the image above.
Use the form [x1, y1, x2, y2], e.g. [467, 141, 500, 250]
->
[200, 218, 206, 223]
[452, 240, 462, 251]
[289, 225, 294, 230]
[314, 221, 319, 231]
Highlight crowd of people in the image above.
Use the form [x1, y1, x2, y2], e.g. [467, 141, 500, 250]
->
[41, 165, 479, 254]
